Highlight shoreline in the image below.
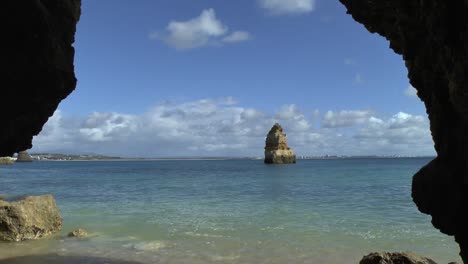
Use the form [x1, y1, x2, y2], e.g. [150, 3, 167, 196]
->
[28, 156, 435, 162]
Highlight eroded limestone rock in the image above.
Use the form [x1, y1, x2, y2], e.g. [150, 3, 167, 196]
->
[0, 195, 62, 241]
[0, 157, 14, 166]
[264, 123, 296, 164]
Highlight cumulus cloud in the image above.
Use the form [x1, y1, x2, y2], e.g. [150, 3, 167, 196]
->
[354, 112, 433, 154]
[222, 31, 251, 43]
[322, 110, 372, 128]
[154, 9, 250, 50]
[405, 85, 418, 97]
[259, 0, 316, 15]
[353, 73, 364, 84]
[32, 100, 435, 157]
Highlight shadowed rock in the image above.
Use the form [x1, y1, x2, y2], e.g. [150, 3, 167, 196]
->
[264, 123, 296, 164]
[0, 1, 81, 156]
[339, 1, 468, 261]
[0, 254, 144, 264]
[0, 195, 62, 241]
[16, 151, 33, 162]
[359, 252, 437, 264]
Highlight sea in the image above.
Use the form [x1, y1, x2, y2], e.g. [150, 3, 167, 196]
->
[0, 158, 461, 263]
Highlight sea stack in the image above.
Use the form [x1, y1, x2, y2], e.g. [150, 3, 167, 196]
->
[16, 151, 33, 162]
[264, 123, 296, 164]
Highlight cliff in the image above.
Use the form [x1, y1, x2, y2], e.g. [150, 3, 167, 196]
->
[264, 123, 296, 164]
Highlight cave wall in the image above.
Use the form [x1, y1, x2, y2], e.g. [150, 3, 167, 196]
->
[0, 0, 81, 156]
[2, 0, 468, 261]
[339, 0, 468, 262]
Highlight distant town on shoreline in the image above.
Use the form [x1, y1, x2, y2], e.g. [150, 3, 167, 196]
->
[28, 153, 435, 161]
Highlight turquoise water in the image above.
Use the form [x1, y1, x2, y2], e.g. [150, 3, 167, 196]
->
[0, 159, 461, 263]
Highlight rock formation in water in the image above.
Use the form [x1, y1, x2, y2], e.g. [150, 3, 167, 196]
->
[67, 228, 88, 238]
[339, 1, 468, 261]
[0, 195, 62, 241]
[16, 151, 33, 162]
[0, 1, 81, 157]
[359, 252, 437, 264]
[0, 157, 14, 166]
[264, 123, 296, 164]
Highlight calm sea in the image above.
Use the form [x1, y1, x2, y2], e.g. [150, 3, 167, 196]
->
[0, 159, 461, 263]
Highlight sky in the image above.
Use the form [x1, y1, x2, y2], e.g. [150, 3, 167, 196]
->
[31, 0, 434, 157]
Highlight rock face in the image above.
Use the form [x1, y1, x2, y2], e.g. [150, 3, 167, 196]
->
[0, 195, 62, 242]
[264, 123, 296, 164]
[16, 151, 33, 162]
[339, 0, 468, 261]
[0, 1, 81, 157]
[359, 252, 437, 264]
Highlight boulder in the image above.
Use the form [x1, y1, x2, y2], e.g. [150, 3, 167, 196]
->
[359, 252, 437, 264]
[264, 123, 296, 164]
[67, 228, 88, 238]
[0, 195, 62, 241]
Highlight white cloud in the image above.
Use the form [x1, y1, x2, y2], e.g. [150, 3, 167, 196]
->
[405, 85, 418, 97]
[79, 112, 138, 142]
[259, 0, 316, 15]
[155, 9, 250, 50]
[353, 73, 364, 84]
[32, 101, 435, 157]
[322, 110, 372, 128]
[222, 31, 251, 43]
[344, 58, 356, 65]
[355, 112, 432, 149]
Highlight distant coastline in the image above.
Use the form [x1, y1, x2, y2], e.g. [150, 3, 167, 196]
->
[29, 153, 435, 162]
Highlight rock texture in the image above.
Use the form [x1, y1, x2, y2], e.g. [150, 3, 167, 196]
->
[339, 0, 468, 261]
[0, 195, 62, 241]
[264, 123, 296, 164]
[16, 151, 32, 162]
[0, 157, 14, 166]
[67, 228, 88, 238]
[359, 252, 437, 264]
[0, 1, 81, 157]
[16, 151, 33, 162]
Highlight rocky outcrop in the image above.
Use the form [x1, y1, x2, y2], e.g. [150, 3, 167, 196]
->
[0, 157, 14, 166]
[359, 252, 437, 264]
[0, 195, 62, 241]
[264, 123, 296, 164]
[67, 228, 88, 238]
[339, 0, 468, 261]
[0, 1, 81, 157]
[16, 151, 33, 162]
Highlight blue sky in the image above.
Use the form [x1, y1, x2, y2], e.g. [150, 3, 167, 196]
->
[32, 0, 433, 157]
